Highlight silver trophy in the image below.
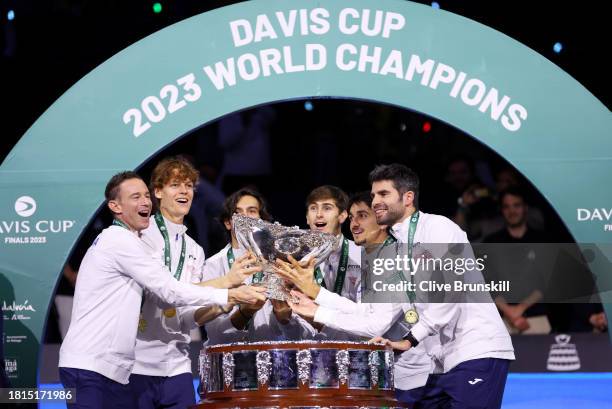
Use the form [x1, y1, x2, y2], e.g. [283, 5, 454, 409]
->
[232, 214, 337, 301]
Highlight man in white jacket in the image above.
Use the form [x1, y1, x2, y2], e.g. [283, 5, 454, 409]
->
[58, 171, 266, 409]
[130, 158, 262, 409]
[203, 188, 309, 344]
[302, 185, 363, 340]
[276, 190, 435, 400]
[279, 164, 515, 409]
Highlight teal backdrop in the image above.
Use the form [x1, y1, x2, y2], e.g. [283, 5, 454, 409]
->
[0, 0, 610, 386]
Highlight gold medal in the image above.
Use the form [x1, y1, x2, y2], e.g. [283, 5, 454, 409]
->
[138, 316, 147, 332]
[163, 308, 176, 318]
[404, 309, 419, 325]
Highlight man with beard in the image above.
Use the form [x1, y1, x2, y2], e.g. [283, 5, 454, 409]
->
[58, 171, 266, 409]
[278, 164, 514, 409]
[347, 191, 389, 250]
[130, 158, 264, 409]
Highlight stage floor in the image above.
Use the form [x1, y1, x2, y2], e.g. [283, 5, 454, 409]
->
[38, 373, 612, 409]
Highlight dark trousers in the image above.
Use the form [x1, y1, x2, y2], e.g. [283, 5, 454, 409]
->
[395, 385, 428, 405]
[129, 372, 195, 409]
[59, 367, 137, 409]
[396, 358, 510, 409]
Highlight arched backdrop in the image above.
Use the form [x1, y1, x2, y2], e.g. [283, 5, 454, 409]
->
[0, 0, 610, 386]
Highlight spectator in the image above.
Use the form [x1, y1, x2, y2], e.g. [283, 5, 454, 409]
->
[440, 155, 497, 241]
[484, 187, 551, 334]
[218, 106, 276, 195]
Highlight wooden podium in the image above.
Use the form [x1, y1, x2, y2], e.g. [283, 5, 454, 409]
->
[194, 340, 408, 409]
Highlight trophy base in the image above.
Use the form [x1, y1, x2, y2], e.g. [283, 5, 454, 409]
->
[192, 396, 407, 408]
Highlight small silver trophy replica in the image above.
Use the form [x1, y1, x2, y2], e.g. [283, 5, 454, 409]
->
[232, 214, 336, 301]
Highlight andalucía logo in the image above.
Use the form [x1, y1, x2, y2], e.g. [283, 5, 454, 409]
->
[0, 196, 76, 244]
[2, 300, 37, 321]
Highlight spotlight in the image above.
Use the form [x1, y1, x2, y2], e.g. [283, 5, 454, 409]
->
[304, 101, 314, 111]
[553, 42, 563, 54]
[7, 10, 15, 21]
[422, 121, 432, 133]
[153, 3, 163, 14]
[431, 2, 441, 9]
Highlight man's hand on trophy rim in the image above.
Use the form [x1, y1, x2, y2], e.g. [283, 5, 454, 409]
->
[288, 255, 317, 269]
[227, 254, 262, 286]
[273, 257, 320, 299]
[288, 256, 319, 298]
[236, 251, 258, 265]
[277, 255, 316, 276]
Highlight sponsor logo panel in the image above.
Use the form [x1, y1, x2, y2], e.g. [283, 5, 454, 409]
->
[1, 196, 75, 245]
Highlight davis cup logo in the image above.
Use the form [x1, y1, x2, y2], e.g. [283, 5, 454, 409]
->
[14, 196, 37, 217]
[2, 196, 75, 244]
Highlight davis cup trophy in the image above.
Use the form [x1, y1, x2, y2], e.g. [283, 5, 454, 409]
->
[231, 214, 336, 301]
[191, 215, 409, 409]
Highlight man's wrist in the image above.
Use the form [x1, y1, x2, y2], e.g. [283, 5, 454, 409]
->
[220, 275, 233, 289]
[304, 282, 321, 299]
[220, 304, 233, 314]
[403, 331, 419, 348]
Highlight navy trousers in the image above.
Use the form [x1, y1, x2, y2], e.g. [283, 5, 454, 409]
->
[129, 372, 195, 409]
[59, 367, 137, 409]
[395, 385, 428, 405]
[396, 358, 510, 409]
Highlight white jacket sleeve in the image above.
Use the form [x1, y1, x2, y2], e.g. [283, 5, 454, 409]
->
[314, 287, 365, 313]
[410, 302, 459, 342]
[204, 306, 248, 344]
[313, 302, 402, 338]
[409, 216, 467, 342]
[114, 236, 228, 307]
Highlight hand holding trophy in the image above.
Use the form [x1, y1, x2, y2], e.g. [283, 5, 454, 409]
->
[231, 214, 336, 301]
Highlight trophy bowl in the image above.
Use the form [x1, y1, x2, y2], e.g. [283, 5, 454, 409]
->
[232, 214, 337, 301]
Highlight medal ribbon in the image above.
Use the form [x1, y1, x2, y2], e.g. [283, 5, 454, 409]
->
[402, 212, 419, 303]
[382, 235, 397, 246]
[112, 218, 131, 231]
[314, 237, 349, 295]
[154, 213, 186, 281]
[383, 212, 419, 303]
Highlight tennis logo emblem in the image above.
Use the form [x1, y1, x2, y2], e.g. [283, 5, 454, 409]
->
[547, 334, 580, 371]
[15, 196, 37, 217]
